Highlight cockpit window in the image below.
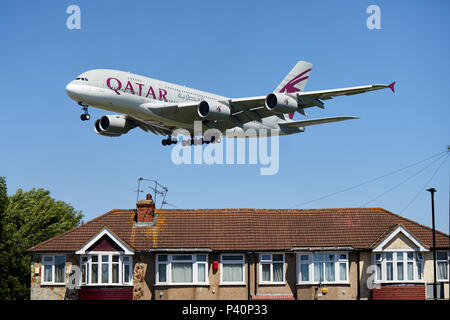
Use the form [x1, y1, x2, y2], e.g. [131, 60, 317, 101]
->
[75, 77, 88, 81]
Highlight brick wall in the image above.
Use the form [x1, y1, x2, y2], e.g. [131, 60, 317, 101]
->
[372, 285, 425, 300]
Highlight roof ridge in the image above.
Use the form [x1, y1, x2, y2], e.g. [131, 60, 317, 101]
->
[27, 209, 130, 252]
[154, 207, 384, 213]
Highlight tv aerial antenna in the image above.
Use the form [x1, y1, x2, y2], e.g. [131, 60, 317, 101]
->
[135, 177, 175, 209]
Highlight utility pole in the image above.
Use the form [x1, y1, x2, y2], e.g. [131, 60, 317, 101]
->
[426, 187, 437, 300]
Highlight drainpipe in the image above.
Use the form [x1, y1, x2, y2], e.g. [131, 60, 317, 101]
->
[247, 253, 251, 300]
[254, 253, 258, 297]
[356, 250, 361, 300]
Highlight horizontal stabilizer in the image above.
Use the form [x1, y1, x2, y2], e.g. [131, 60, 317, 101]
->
[279, 116, 359, 128]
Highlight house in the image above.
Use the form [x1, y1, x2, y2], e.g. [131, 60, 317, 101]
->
[27, 194, 449, 300]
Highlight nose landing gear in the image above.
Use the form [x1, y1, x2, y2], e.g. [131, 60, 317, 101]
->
[78, 101, 90, 121]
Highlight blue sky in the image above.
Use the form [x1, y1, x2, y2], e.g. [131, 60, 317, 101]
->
[1, 0, 449, 233]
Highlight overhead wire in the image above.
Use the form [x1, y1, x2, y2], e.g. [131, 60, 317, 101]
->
[288, 150, 447, 208]
[399, 153, 449, 214]
[361, 153, 448, 207]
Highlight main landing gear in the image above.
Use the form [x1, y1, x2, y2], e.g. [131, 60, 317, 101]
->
[161, 136, 177, 146]
[78, 101, 90, 121]
[161, 135, 222, 147]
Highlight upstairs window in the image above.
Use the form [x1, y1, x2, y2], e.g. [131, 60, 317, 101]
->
[372, 251, 424, 283]
[220, 254, 245, 285]
[297, 252, 349, 284]
[80, 254, 133, 286]
[259, 253, 285, 284]
[41, 256, 66, 285]
[436, 251, 449, 281]
[156, 254, 208, 285]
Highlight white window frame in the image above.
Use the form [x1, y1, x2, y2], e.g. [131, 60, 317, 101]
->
[259, 253, 285, 285]
[80, 252, 133, 286]
[41, 255, 66, 285]
[296, 252, 349, 285]
[436, 250, 449, 282]
[219, 254, 246, 286]
[155, 254, 209, 286]
[372, 250, 424, 284]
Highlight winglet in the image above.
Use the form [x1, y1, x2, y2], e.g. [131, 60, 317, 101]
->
[388, 81, 396, 93]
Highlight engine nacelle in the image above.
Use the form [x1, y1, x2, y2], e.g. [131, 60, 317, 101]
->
[265, 93, 298, 114]
[198, 101, 231, 120]
[94, 115, 133, 137]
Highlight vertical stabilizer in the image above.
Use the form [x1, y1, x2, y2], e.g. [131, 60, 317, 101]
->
[275, 61, 313, 119]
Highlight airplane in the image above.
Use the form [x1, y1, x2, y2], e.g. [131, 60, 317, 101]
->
[65, 61, 395, 146]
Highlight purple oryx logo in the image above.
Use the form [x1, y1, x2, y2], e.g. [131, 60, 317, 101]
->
[279, 68, 311, 94]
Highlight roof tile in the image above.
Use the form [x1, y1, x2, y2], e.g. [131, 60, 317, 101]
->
[28, 208, 449, 252]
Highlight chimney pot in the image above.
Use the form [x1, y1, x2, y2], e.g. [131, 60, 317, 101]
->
[136, 193, 155, 223]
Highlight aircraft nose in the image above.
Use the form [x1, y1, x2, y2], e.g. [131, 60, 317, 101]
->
[65, 82, 79, 99]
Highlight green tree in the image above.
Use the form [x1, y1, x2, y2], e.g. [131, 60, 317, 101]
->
[0, 177, 9, 298]
[0, 181, 83, 300]
[0, 177, 7, 230]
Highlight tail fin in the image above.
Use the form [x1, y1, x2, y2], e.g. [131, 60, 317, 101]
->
[276, 61, 313, 94]
[275, 61, 313, 120]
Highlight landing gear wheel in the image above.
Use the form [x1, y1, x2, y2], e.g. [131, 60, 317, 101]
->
[79, 102, 90, 121]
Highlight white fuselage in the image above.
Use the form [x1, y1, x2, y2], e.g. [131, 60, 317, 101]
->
[65, 69, 285, 136]
[66, 69, 280, 136]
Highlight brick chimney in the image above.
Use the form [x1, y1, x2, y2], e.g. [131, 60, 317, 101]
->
[136, 193, 155, 223]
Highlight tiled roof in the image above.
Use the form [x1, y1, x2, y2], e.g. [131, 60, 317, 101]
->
[28, 207, 449, 252]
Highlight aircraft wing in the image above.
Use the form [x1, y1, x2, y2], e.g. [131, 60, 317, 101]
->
[126, 115, 172, 136]
[150, 98, 277, 132]
[295, 82, 395, 109]
[279, 116, 359, 128]
[148, 81, 394, 130]
[175, 97, 280, 124]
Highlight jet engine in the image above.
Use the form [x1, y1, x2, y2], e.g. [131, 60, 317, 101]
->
[197, 101, 231, 120]
[265, 93, 298, 114]
[94, 115, 133, 137]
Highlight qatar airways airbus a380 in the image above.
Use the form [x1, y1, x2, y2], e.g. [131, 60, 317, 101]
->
[65, 61, 394, 146]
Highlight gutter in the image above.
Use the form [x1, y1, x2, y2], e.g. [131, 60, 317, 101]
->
[290, 247, 355, 252]
[148, 248, 213, 252]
